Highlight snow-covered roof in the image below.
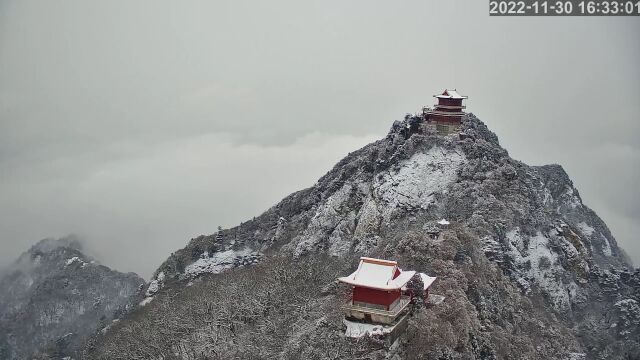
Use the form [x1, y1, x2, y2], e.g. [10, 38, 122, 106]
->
[338, 257, 416, 290]
[435, 89, 467, 99]
[419, 273, 437, 290]
[401, 272, 437, 292]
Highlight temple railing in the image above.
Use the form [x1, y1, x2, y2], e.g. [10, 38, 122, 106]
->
[424, 110, 465, 117]
[433, 105, 466, 110]
[343, 296, 411, 317]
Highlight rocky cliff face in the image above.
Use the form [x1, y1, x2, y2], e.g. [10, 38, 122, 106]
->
[0, 237, 144, 359]
[84, 114, 639, 359]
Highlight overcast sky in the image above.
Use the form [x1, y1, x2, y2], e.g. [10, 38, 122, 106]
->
[1, 0, 638, 278]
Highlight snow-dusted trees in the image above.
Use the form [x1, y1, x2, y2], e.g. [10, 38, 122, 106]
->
[87, 255, 362, 359]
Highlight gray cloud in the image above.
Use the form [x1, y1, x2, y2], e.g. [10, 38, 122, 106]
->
[1, 0, 638, 277]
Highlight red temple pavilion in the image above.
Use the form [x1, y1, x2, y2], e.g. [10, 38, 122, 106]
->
[424, 89, 468, 134]
[338, 257, 436, 325]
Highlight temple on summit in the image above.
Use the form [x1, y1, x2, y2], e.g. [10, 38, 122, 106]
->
[424, 89, 468, 134]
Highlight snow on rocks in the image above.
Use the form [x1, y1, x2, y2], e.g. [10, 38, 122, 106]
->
[559, 186, 583, 210]
[574, 222, 596, 253]
[141, 272, 165, 306]
[291, 147, 465, 259]
[145, 271, 165, 300]
[293, 183, 355, 257]
[504, 229, 576, 311]
[328, 211, 358, 256]
[66, 257, 80, 266]
[351, 196, 383, 254]
[614, 298, 640, 336]
[65, 256, 87, 268]
[268, 216, 288, 249]
[599, 234, 613, 257]
[183, 248, 260, 278]
[576, 221, 612, 257]
[145, 280, 160, 297]
[541, 188, 553, 206]
[576, 222, 595, 237]
[374, 146, 465, 213]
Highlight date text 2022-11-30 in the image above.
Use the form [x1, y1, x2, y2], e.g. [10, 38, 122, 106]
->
[490, 0, 640, 15]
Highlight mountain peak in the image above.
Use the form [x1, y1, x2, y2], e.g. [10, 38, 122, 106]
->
[84, 113, 638, 359]
[152, 114, 630, 285]
[28, 235, 84, 254]
[0, 236, 144, 359]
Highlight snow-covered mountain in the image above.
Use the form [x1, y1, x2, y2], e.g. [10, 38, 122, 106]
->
[0, 236, 144, 359]
[83, 113, 638, 359]
[6, 112, 638, 359]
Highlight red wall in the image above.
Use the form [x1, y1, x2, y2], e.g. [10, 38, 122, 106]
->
[353, 287, 401, 309]
[436, 107, 463, 113]
[438, 98, 463, 106]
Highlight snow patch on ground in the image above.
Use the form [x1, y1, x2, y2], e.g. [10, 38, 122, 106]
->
[139, 297, 154, 307]
[374, 146, 465, 212]
[183, 248, 260, 277]
[343, 319, 395, 338]
[427, 294, 446, 306]
[566, 353, 586, 360]
[100, 319, 120, 334]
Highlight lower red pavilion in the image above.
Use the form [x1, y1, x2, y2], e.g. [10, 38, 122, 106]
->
[338, 257, 436, 325]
